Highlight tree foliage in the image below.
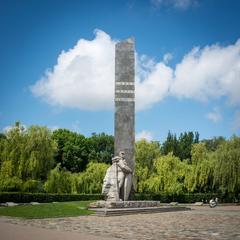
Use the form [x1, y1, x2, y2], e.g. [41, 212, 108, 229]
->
[52, 129, 89, 172]
[0, 123, 239, 198]
[135, 140, 161, 192]
[146, 153, 186, 195]
[161, 131, 178, 157]
[202, 136, 225, 151]
[44, 162, 109, 194]
[77, 162, 109, 194]
[52, 130, 113, 172]
[161, 131, 199, 161]
[0, 176, 23, 192]
[184, 143, 215, 193]
[213, 136, 240, 194]
[21, 126, 56, 180]
[0, 123, 56, 181]
[87, 133, 114, 164]
[44, 164, 77, 194]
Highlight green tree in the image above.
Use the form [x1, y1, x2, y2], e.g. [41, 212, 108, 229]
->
[0, 176, 23, 192]
[213, 136, 240, 195]
[161, 131, 178, 157]
[161, 131, 199, 161]
[52, 129, 89, 172]
[20, 126, 56, 180]
[202, 136, 225, 151]
[0, 133, 6, 139]
[0, 123, 56, 185]
[0, 122, 26, 176]
[0, 160, 15, 177]
[146, 153, 185, 195]
[44, 164, 76, 193]
[178, 131, 199, 161]
[77, 162, 109, 193]
[184, 143, 215, 193]
[22, 179, 43, 193]
[135, 140, 161, 192]
[87, 133, 114, 164]
[0, 134, 4, 168]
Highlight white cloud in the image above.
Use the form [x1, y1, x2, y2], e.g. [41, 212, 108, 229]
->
[31, 30, 171, 111]
[163, 53, 173, 64]
[170, 40, 240, 106]
[31, 29, 115, 110]
[136, 55, 173, 110]
[151, 0, 198, 10]
[136, 130, 153, 141]
[31, 29, 240, 120]
[206, 107, 222, 123]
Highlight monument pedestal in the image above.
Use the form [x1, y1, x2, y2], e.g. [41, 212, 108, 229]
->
[89, 200, 161, 209]
[88, 201, 191, 216]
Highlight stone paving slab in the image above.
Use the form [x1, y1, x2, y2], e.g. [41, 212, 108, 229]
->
[2, 206, 240, 240]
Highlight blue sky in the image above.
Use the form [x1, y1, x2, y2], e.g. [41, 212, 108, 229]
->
[1, 0, 240, 142]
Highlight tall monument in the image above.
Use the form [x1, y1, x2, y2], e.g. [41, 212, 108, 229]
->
[114, 38, 135, 171]
[114, 38, 135, 200]
[101, 38, 135, 202]
[95, 38, 189, 214]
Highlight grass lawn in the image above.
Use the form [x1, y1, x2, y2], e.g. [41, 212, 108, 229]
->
[0, 201, 94, 219]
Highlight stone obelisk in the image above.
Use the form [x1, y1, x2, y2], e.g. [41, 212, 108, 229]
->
[114, 38, 135, 176]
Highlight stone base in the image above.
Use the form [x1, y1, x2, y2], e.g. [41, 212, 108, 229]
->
[88, 201, 191, 216]
[89, 206, 191, 216]
[88, 200, 161, 209]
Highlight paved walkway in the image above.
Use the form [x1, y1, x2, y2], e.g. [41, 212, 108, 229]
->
[0, 217, 117, 240]
[1, 205, 240, 240]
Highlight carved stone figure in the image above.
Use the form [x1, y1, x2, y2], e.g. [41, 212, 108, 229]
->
[102, 151, 132, 201]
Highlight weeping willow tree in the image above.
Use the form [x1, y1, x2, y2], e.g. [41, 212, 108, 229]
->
[135, 140, 161, 193]
[42, 162, 109, 194]
[77, 162, 109, 194]
[146, 153, 186, 195]
[184, 143, 215, 193]
[0, 122, 57, 192]
[19, 125, 57, 180]
[213, 136, 240, 195]
[44, 164, 76, 193]
[0, 122, 25, 178]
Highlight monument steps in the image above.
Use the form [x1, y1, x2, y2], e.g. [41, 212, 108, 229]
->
[90, 206, 191, 216]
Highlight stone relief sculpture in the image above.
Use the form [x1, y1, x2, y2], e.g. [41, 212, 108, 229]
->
[102, 151, 132, 201]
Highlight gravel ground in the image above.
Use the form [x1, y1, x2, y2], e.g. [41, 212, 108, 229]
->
[1, 205, 240, 240]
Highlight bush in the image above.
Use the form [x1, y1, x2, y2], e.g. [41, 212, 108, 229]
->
[0, 177, 23, 192]
[0, 192, 103, 203]
[134, 193, 238, 203]
[77, 162, 109, 193]
[21, 180, 44, 193]
[0, 192, 237, 203]
[44, 165, 75, 194]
